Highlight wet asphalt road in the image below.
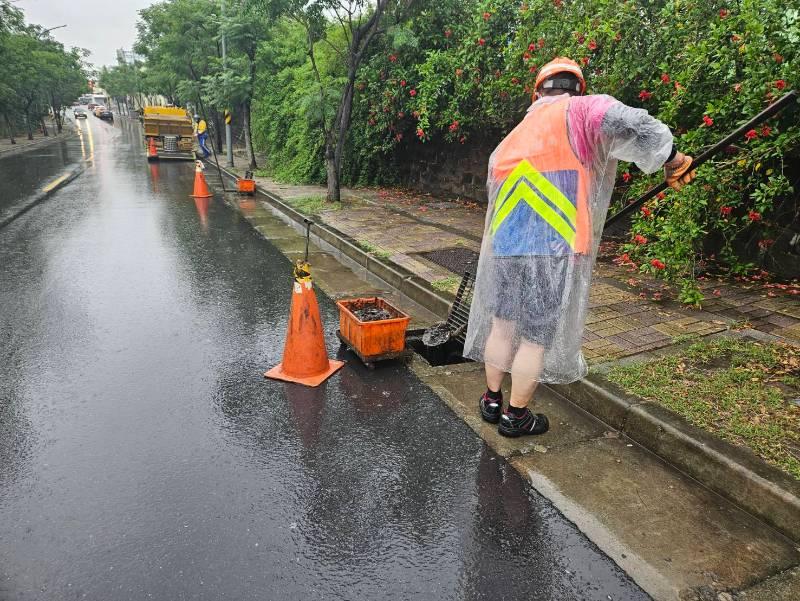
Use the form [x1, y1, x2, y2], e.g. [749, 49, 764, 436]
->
[0, 115, 650, 600]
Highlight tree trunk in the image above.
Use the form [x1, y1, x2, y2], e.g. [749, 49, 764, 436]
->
[25, 112, 33, 140]
[41, 118, 49, 137]
[243, 100, 257, 170]
[325, 141, 340, 202]
[4, 114, 15, 144]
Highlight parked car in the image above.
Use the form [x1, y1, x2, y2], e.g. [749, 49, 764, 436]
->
[73, 107, 87, 119]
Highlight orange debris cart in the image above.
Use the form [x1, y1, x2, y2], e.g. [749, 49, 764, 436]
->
[336, 297, 411, 369]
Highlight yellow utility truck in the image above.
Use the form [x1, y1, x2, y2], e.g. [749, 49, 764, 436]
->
[142, 106, 196, 161]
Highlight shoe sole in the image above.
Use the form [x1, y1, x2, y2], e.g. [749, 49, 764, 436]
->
[497, 424, 549, 437]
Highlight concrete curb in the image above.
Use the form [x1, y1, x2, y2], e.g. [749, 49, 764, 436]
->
[0, 162, 85, 230]
[550, 375, 800, 543]
[214, 165, 453, 319]
[214, 164, 800, 544]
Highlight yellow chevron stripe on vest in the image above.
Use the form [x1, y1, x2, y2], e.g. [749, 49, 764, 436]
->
[491, 160, 577, 249]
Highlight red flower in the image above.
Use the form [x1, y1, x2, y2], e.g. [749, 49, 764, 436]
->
[397, 111, 404, 118]
[400, 80, 406, 87]
[650, 259, 666, 270]
[477, 38, 486, 46]
[483, 11, 491, 21]
[412, 110, 420, 119]
[553, 0, 562, 6]
[444, 29, 452, 38]
[368, 118, 376, 126]
[748, 210, 762, 222]
[719, 8, 729, 18]
[702, 115, 713, 127]
[744, 129, 758, 140]
[449, 120, 459, 132]
[528, 42, 536, 51]
[588, 39, 597, 51]
[761, 125, 771, 137]
[537, 38, 545, 49]
[660, 73, 670, 84]
[775, 79, 786, 90]
[773, 53, 783, 63]
[638, 89, 652, 101]
[720, 206, 733, 217]
[409, 89, 417, 97]
[634, 234, 648, 245]
[622, 172, 632, 182]
[511, 77, 520, 85]
[618, 253, 631, 263]
[455, 68, 463, 77]
[614, 32, 622, 42]
[575, 32, 585, 44]
[523, 51, 531, 60]
[529, 66, 537, 73]
[656, 192, 666, 200]
[758, 239, 775, 250]
[730, 34, 741, 43]
[389, 54, 397, 62]
[395, 133, 403, 142]
[416, 128, 425, 139]
[641, 206, 652, 217]
[581, 56, 589, 66]
[733, 83, 742, 93]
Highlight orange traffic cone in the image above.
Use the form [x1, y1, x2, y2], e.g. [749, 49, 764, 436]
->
[191, 160, 213, 198]
[265, 265, 344, 387]
[147, 137, 158, 161]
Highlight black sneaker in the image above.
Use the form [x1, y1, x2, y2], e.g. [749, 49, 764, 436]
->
[479, 392, 503, 424]
[498, 409, 549, 437]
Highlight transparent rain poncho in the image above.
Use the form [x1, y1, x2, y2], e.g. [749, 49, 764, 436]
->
[464, 94, 673, 384]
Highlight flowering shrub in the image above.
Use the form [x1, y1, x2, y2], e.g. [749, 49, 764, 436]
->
[254, 0, 799, 302]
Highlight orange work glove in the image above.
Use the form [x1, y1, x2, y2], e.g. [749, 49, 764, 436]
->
[664, 152, 696, 191]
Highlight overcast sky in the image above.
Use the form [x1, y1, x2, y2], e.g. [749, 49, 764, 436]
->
[19, 0, 154, 69]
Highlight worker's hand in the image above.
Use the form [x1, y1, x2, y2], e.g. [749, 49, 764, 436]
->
[664, 152, 696, 191]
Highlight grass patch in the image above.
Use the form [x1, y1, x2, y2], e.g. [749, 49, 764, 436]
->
[607, 337, 800, 480]
[356, 240, 391, 261]
[431, 276, 461, 295]
[283, 195, 341, 216]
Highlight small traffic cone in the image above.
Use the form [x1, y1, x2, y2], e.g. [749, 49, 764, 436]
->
[191, 160, 213, 198]
[265, 262, 344, 387]
[147, 137, 158, 161]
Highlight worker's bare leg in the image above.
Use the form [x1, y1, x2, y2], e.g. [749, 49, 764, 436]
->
[483, 317, 515, 391]
[508, 340, 545, 408]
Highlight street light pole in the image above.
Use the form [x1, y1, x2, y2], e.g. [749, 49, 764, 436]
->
[221, 0, 234, 167]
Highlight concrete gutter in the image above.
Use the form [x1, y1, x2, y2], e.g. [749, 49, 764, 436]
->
[0, 162, 85, 230]
[214, 164, 800, 544]
[552, 375, 800, 543]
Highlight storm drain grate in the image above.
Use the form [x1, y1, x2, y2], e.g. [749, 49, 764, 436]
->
[419, 247, 479, 275]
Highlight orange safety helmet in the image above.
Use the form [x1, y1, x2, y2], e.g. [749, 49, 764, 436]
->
[534, 57, 586, 97]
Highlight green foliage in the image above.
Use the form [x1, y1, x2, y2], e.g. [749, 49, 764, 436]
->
[0, 12, 89, 138]
[607, 337, 800, 480]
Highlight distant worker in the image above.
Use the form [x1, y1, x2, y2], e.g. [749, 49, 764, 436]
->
[464, 57, 696, 437]
[194, 114, 211, 159]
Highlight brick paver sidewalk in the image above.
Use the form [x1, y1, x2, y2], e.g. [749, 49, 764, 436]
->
[228, 151, 799, 364]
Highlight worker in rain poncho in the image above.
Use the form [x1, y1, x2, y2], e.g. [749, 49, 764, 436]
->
[464, 57, 696, 437]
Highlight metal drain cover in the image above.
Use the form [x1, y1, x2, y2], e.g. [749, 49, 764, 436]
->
[419, 247, 479, 275]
